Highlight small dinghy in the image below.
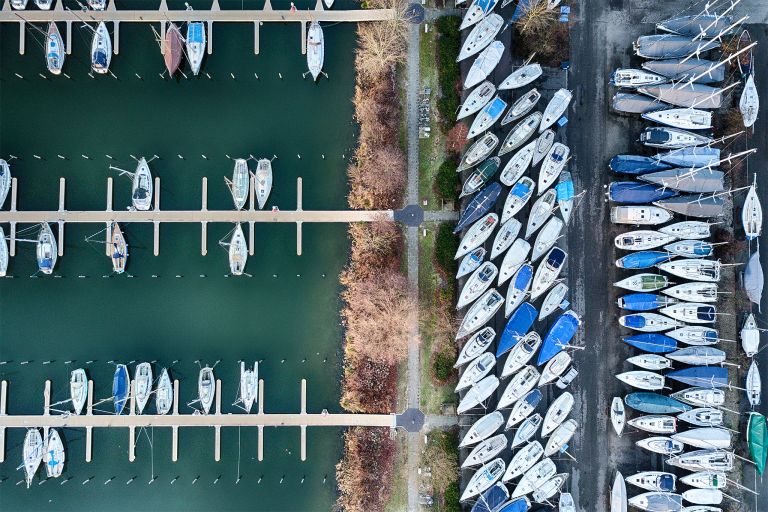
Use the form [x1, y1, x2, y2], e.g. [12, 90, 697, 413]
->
[490, 219, 522, 260]
[46, 22, 65, 75]
[530, 247, 566, 300]
[70, 369, 88, 415]
[505, 388, 542, 428]
[541, 391, 573, 436]
[739, 74, 759, 128]
[455, 214, 499, 259]
[611, 68, 667, 88]
[500, 63, 543, 90]
[666, 326, 718, 346]
[156, 368, 173, 415]
[458, 133, 499, 172]
[543, 419, 576, 456]
[455, 327, 496, 367]
[497, 239, 530, 285]
[679, 471, 726, 490]
[458, 375, 500, 414]
[556, 171, 575, 223]
[659, 303, 716, 324]
[642, 108, 712, 130]
[186, 20, 206, 76]
[501, 178, 535, 223]
[36, 223, 57, 275]
[44, 429, 65, 478]
[746, 360, 761, 407]
[741, 313, 760, 357]
[465, 41, 505, 88]
[636, 437, 683, 455]
[538, 144, 569, 193]
[539, 89, 572, 133]
[667, 449, 734, 472]
[504, 264, 533, 318]
[610, 206, 673, 225]
[164, 23, 183, 76]
[457, 14, 504, 61]
[456, 352, 496, 392]
[460, 411, 504, 447]
[616, 251, 673, 270]
[240, 361, 259, 413]
[628, 492, 682, 512]
[502, 441, 543, 482]
[499, 141, 536, 186]
[662, 240, 715, 258]
[461, 157, 500, 198]
[91, 22, 111, 74]
[228, 223, 248, 276]
[671, 427, 731, 450]
[667, 347, 724, 366]
[457, 262, 498, 309]
[112, 364, 129, 415]
[618, 293, 675, 311]
[659, 221, 712, 239]
[511, 413, 542, 448]
[525, 189, 557, 239]
[306, 21, 324, 81]
[622, 333, 677, 354]
[502, 333, 541, 378]
[458, 81, 496, 120]
[511, 458, 556, 498]
[612, 472, 627, 512]
[468, 97, 507, 139]
[255, 158, 273, 210]
[460, 458, 506, 501]
[499, 113, 541, 156]
[23, 429, 43, 488]
[678, 408, 723, 427]
[110, 222, 128, 273]
[497, 302, 538, 356]
[626, 472, 677, 492]
[640, 127, 712, 149]
[502, 89, 541, 124]
[537, 310, 579, 365]
[742, 174, 762, 240]
[229, 158, 250, 210]
[671, 388, 725, 407]
[657, 259, 720, 282]
[462, 434, 507, 468]
[616, 370, 664, 390]
[538, 351, 571, 386]
[132, 157, 153, 211]
[456, 289, 503, 339]
[531, 130, 555, 167]
[497, 365, 540, 410]
[539, 282, 567, 320]
[628, 414, 676, 434]
[611, 397, 626, 436]
[134, 362, 153, 414]
[619, 313, 682, 332]
[614, 273, 669, 292]
[198, 366, 215, 414]
[457, 247, 486, 279]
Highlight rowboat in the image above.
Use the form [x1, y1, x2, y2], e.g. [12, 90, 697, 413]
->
[134, 362, 153, 414]
[455, 214, 499, 259]
[639, 127, 712, 149]
[497, 365, 539, 410]
[44, 429, 65, 478]
[306, 21, 324, 81]
[46, 23, 65, 75]
[199, 366, 215, 414]
[742, 174, 762, 239]
[539, 282, 567, 320]
[156, 368, 173, 415]
[543, 419, 576, 456]
[455, 327, 495, 367]
[505, 389, 542, 429]
[456, 352, 496, 392]
[539, 89, 572, 132]
[499, 113, 541, 156]
[70, 369, 88, 415]
[457, 376, 500, 415]
[91, 22, 111, 74]
[642, 108, 712, 130]
[747, 360, 761, 407]
[741, 313, 760, 357]
[457, 15, 504, 62]
[540, 391, 573, 437]
[228, 223, 248, 276]
[614, 273, 669, 292]
[490, 219, 521, 260]
[229, 158, 250, 210]
[88, 0, 106, 9]
[37, 223, 57, 275]
[501, 332, 540, 378]
[530, 247, 566, 300]
[611, 397, 625, 436]
[255, 158, 273, 210]
[465, 41, 505, 88]
[559, 493, 575, 512]
[498, 239, 530, 285]
[499, 141, 535, 188]
[460, 411, 504, 447]
[462, 434, 507, 468]
[461, 157, 500, 198]
[186, 21, 206, 76]
[112, 364, 129, 414]
[23, 429, 43, 488]
[610, 206, 673, 225]
[457, 262, 498, 309]
[525, 190, 557, 239]
[501, 177, 535, 223]
[502, 89, 541, 124]
[468, 96, 507, 138]
[502, 441, 543, 482]
[458, 133, 499, 172]
[455, 289, 504, 339]
[164, 23, 183, 76]
[531, 130, 555, 167]
[132, 157, 153, 211]
[110, 222, 128, 273]
[499, 63, 543, 90]
[458, 81, 496, 120]
[538, 143, 569, 193]
[739, 74, 759, 128]
[611, 68, 666, 88]
[457, 247, 486, 279]
[636, 436, 683, 455]
[538, 351, 571, 386]
[627, 471, 677, 492]
[460, 458, 506, 501]
[611, 472, 627, 512]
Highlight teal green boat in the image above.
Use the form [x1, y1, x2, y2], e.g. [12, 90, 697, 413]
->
[461, 157, 501, 198]
[748, 412, 767, 474]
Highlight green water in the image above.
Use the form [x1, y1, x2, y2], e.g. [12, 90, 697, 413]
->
[0, 9, 359, 511]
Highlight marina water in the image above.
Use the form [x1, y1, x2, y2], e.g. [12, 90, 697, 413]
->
[0, 5, 358, 509]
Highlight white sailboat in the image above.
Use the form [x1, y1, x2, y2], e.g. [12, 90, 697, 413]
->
[659, 221, 712, 239]
[531, 216, 563, 262]
[186, 20, 206, 76]
[525, 190, 557, 239]
[499, 141, 535, 186]
[462, 434, 507, 468]
[46, 23, 65, 75]
[457, 15, 503, 62]
[502, 89, 541, 125]
[635, 437, 683, 455]
[0, 226, 8, 277]
[134, 362, 153, 414]
[499, 112, 541, 156]
[0, 159, 10, 210]
[627, 354, 672, 370]
[455, 213, 499, 259]
[255, 158, 273, 210]
[44, 429, 65, 478]
[90, 22, 112, 74]
[538, 351, 571, 386]
[36, 223, 57, 275]
[306, 21, 324, 81]
[497, 239, 530, 286]
[530, 246, 566, 300]
[497, 365, 540, 409]
[616, 370, 664, 390]
[240, 361, 259, 413]
[454, 327, 495, 367]
[458, 81, 496, 120]
[512, 413, 542, 448]
[23, 429, 43, 488]
[88, 0, 106, 9]
[746, 360, 761, 407]
[501, 332, 540, 378]
[459, 411, 504, 447]
[460, 458, 505, 501]
[614, 230, 676, 251]
[229, 158, 250, 210]
[611, 68, 666, 88]
[611, 397, 625, 436]
[610, 206, 673, 225]
[457, 262, 498, 309]
[457, 375, 499, 414]
[531, 130, 555, 167]
[502, 441, 543, 482]
[543, 419, 576, 456]
[742, 174, 762, 240]
[499, 63, 543, 90]
[540, 391, 573, 437]
[642, 108, 712, 130]
[464, 41, 504, 89]
[10, 0, 28, 8]
[538, 143, 569, 193]
[512, 458, 556, 498]
[468, 96, 507, 138]
[741, 313, 760, 357]
[198, 366, 215, 414]
[110, 222, 128, 274]
[131, 158, 153, 211]
[739, 74, 759, 128]
[490, 219, 521, 260]
[70, 369, 88, 415]
[457, 247, 486, 279]
[611, 472, 627, 512]
[539, 282, 567, 320]
[155, 368, 173, 415]
[456, 352, 496, 392]
[456, 289, 504, 339]
[539, 89, 572, 132]
[228, 223, 248, 276]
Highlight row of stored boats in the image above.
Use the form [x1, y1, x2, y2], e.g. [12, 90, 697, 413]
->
[608, 8, 764, 512]
[451, 3, 580, 510]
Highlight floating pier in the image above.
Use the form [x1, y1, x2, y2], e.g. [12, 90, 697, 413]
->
[0, 378, 396, 463]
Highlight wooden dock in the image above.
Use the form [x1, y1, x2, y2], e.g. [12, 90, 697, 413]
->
[0, 378, 395, 464]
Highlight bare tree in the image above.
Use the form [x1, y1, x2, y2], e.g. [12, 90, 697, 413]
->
[355, 0, 409, 82]
[516, 0, 558, 36]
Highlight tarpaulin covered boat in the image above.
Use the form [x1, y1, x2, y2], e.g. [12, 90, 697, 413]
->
[496, 302, 537, 357]
[537, 310, 580, 365]
[455, 183, 502, 233]
[667, 367, 728, 388]
[634, 34, 720, 60]
[641, 58, 724, 84]
[744, 250, 764, 307]
[748, 412, 767, 475]
[609, 182, 678, 203]
[612, 93, 669, 114]
[639, 83, 724, 109]
[618, 293, 674, 311]
[623, 333, 677, 353]
[639, 168, 724, 193]
[625, 392, 691, 414]
[656, 147, 719, 168]
[654, 194, 724, 218]
[616, 251, 674, 270]
[610, 155, 672, 175]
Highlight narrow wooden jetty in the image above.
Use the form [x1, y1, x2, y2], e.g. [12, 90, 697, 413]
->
[0, 378, 395, 463]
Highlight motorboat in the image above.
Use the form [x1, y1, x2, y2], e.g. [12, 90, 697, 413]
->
[539, 89, 572, 132]
[240, 361, 259, 413]
[468, 97, 507, 138]
[229, 158, 250, 210]
[619, 312, 681, 332]
[503, 264, 532, 318]
[255, 158, 273, 210]
[91, 22, 111, 74]
[457, 15, 503, 61]
[462, 434, 507, 468]
[455, 327, 495, 367]
[112, 364, 129, 414]
[616, 370, 664, 391]
[539, 282, 567, 320]
[671, 427, 731, 450]
[614, 273, 669, 292]
[659, 221, 712, 239]
[186, 21, 206, 76]
[612, 472, 627, 512]
[457, 375, 499, 414]
[502, 441, 543, 482]
[44, 429, 65, 478]
[458, 262, 498, 309]
[460, 458, 505, 501]
[456, 352, 495, 392]
[36, 223, 57, 275]
[499, 63, 543, 90]
[306, 21, 324, 81]
[611, 68, 666, 88]
[540, 391, 573, 436]
[610, 206, 673, 225]
[657, 259, 720, 282]
[511, 458, 556, 498]
[132, 157, 153, 211]
[543, 419, 576, 456]
[465, 41, 505, 88]
[505, 389, 542, 428]
[457, 247, 486, 279]
[497, 365, 539, 410]
[458, 81, 496, 120]
[741, 313, 760, 357]
[156, 368, 173, 415]
[530, 246, 566, 300]
[502, 89, 541, 124]
[23, 429, 43, 488]
[460, 411, 504, 447]
[666, 326, 718, 346]
[678, 408, 723, 427]
[164, 23, 183, 76]
[499, 141, 535, 186]
[110, 222, 128, 274]
[538, 143, 569, 193]
[559, 493, 575, 512]
[70, 369, 88, 415]
[46, 23, 65, 75]
[501, 332, 540, 378]
[742, 174, 762, 239]
[615, 230, 676, 251]
[525, 189, 557, 239]
[501, 177, 535, 223]
[746, 360, 761, 407]
[538, 351, 571, 386]
[458, 133, 499, 172]
[499, 113, 541, 156]
[628, 414, 676, 434]
[662, 240, 716, 258]
[642, 108, 712, 130]
[455, 214, 499, 259]
[460, 157, 500, 198]
[739, 74, 759, 128]
[199, 366, 215, 414]
[537, 310, 579, 365]
[531, 130, 555, 167]
[531, 217, 564, 262]
[134, 362, 153, 414]
[0, 159, 10, 209]
[490, 219, 521, 260]
[228, 223, 248, 276]
[639, 127, 712, 149]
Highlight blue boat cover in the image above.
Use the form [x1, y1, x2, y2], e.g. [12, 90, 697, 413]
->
[112, 365, 129, 414]
[510, 179, 533, 199]
[93, 50, 108, 68]
[609, 181, 679, 204]
[496, 302, 537, 357]
[498, 497, 531, 512]
[667, 366, 728, 387]
[617, 251, 674, 269]
[476, 0, 498, 15]
[689, 242, 713, 256]
[188, 22, 204, 43]
[512, 264, 533, 292]
[484, 97, 507, 118]
[455, 182, 502, 233]
[621, 314, 648, 329]
[471, 482, 509, 512]
[625, 392, 692, 414]
[656, 147, 720, 168]
[537, 310, 579, 365]
[555, 179, 574, 201]
[620, 293, 666, 311]
[522, 389, 543, 409]
[658, 474, 676, 492]
[546, 247, 567, 269]
[610, 155, 671, 175]
[623, 334, 677, 353]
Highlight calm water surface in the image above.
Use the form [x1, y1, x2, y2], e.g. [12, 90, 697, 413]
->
[0, 4, 359, 510]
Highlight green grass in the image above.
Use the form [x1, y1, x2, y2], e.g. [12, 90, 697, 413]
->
[418, 23, 447, 209]
[385, 436, 409, 512]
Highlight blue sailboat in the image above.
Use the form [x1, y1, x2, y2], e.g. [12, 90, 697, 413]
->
[622, 333, 677, 353]
[471, 482, 509, 512]
[608, 182, 679, 203]
[625, 392, 692, 414]
[454, 182, 502, 233]
[618, 293, 673, 311]
[496, 302, 537, 357]
[609, 155, 671, 175]
[536, 310, 580, 366]
[667, 367, 728, 388]
[112, 364, 129, 415]
[616, 251, 675, 269]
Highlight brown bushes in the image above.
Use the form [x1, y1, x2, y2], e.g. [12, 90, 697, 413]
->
[336, 427, 396, 512]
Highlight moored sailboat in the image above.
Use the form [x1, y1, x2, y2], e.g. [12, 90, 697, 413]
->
[70, 368, 87, 415]
[199, 366, 215, 414]
[228, 223, 248, 276]
[164, 23, 183, 76]
[90, 22, 112, 74]
[36, 223, 57, 275]
[306, 21, 325, 81]
[186, 20, 206, 76]
[46, 23, 65, 75]
[110, 222, 128, 274]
